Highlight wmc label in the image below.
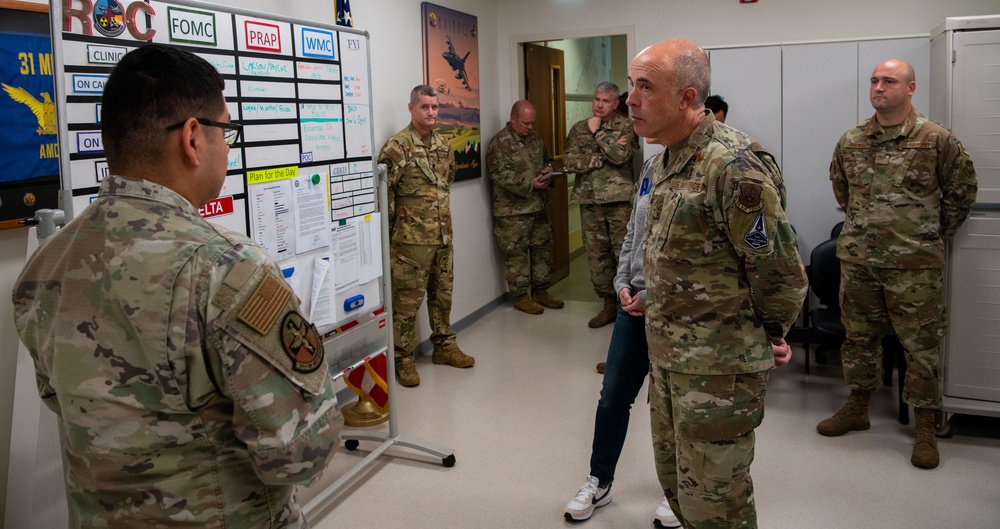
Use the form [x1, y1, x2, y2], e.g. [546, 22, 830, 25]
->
[167, 6, 217, 46]
[301, 27, 336, 59]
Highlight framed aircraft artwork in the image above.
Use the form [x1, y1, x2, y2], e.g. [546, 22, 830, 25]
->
[420, 2, 481, 181]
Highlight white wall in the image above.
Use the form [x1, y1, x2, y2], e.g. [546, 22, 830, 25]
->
[2, 0, 997, 521]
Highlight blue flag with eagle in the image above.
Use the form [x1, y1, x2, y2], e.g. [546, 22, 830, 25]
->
[336, 0, 354, 27]
[0, 31, 58, 183]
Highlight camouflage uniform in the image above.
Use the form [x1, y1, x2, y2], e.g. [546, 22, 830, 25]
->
[486, 123, 555, 297]
[378, 123, 457, 359]
[564, 112, 639, 298]
[644, 114, 807, 528]
[11, 175, 343, 529]
[830, 108, 977, 409]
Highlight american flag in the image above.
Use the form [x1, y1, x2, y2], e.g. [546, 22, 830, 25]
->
[336, 0, 353, 27]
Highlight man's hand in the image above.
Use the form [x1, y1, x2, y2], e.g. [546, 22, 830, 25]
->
[532, 174, 549, 189]
[619, 287, 644, 316]
[587, 116, 601, 134]
[771, 338, 793, 367]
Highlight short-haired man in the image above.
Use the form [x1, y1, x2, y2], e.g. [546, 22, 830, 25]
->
[704, 94, 728, 123]
[564, 81, 640, 328]
[818, 59, 977, 469]
[11, 44, 343, 528]
[628, 39, 807, 527]
[378, 85, 474, 387]
[486, 100, 565, 314]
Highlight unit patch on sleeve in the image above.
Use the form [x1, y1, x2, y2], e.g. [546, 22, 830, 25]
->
[238, 273, 292, 335]
[744, 210, 769, 250]
[281, 312, 324, 373]
[736, 182, 763, 213]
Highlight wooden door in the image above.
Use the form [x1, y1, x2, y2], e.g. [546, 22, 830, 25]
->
[523, 43, 569, 282]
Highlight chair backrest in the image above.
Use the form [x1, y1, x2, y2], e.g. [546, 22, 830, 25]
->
[808, 237, 840, 308]
[831, 221, 844, 239]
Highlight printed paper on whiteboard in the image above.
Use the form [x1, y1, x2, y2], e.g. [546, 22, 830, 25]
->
[248, 179, 297, 262]
[291, 172, 332, 254]
[353, 214, 383, 284]
[310, 255, 335, 328]
[332, 222, 360, 292]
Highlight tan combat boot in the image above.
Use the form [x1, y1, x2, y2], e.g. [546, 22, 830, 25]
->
[432, 343, 475, 368]
[911, 408, 940, 469]
[395, 356, 420, 387]
[514, 294, 544, 314]
[533, 289, 564, 309]
[817, 389, 872, 436]
[588, 296, 618, 328]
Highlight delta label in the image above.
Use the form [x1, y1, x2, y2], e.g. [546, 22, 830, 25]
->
[301, 27, 336, 59]
[87, 44, 127, 65]
[168, 6, 217, 46]
[245, 20, 281, 53]
[199, 196, 234, 218]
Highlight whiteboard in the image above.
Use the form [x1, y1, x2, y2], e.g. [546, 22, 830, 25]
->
[50, 0, 387, 366]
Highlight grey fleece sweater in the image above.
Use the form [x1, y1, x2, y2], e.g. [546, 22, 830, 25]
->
[612, 152, 660, 304]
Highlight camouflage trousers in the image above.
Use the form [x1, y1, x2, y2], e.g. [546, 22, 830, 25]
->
[493, 211, 554, 297]
[390, 242, 456, 359]
[580, 202, 631, 298]
[839, 261, 946, 408]
[649, 364, 768, 529]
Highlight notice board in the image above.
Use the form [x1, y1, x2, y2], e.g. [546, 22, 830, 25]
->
[50, 0, 388, 372]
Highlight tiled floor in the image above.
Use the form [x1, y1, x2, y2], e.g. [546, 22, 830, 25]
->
[304, 256, 1000, 529]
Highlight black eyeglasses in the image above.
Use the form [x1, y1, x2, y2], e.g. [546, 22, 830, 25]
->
[165, 118, 242, 146]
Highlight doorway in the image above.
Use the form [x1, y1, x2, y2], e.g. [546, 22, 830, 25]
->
[520, 34, 631, 286]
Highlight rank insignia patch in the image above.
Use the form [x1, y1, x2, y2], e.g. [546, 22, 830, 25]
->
[238, 274, 291, 335]
[281, 312, 323, 373]
[737, 182, 763, 213]
[744, 211, 769, 250]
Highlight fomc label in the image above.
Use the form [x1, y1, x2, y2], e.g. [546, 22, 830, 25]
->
[168, 7, 217, 46]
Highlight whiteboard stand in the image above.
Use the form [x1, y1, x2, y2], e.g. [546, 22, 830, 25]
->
[302, 164, 455, 516]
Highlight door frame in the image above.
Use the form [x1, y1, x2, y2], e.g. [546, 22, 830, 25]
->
[507, 26, 636, 105]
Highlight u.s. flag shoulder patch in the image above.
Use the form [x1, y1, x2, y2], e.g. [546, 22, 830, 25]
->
[744, 210, 769, 250]
[238, 273, 292, 335]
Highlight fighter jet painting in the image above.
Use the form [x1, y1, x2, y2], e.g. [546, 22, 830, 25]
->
[422, 3, 481, 181]
[443, 36, 472, 92]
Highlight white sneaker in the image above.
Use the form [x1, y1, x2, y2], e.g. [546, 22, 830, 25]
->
[564, 476, 612, 521]
[653, 497, 681, 528]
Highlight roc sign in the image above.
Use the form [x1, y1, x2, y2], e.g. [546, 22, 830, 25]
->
[63, 0, 157, 41]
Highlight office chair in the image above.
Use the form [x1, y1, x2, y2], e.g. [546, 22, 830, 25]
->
[803, 221, 908, 424]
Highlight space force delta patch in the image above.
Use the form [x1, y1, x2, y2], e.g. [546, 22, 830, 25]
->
[744, 211, 769, 250]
